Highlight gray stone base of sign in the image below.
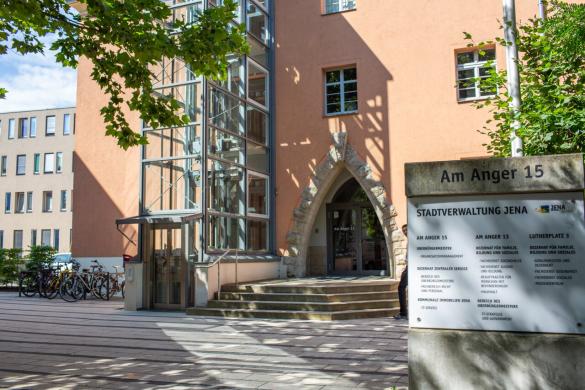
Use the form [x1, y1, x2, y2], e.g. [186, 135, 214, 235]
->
[284, 131, 406, 278]
[409, 328, 585, 390]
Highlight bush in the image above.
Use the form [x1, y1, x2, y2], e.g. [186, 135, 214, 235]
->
[25, 246, 56, 272]
[0, 249, 23, 286]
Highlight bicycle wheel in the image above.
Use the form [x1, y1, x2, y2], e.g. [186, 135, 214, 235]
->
[91, 275, 108, 299]
[21, 273, 39, 297]
[59, 276, 82, 302]
[121, 280, 125, 299]
[45, 277, 60, 300]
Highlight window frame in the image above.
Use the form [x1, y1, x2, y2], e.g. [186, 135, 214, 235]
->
[41, 229, 51, 246]
[45, 116, 56, 136]
[29, 117, 37, 138]
[60, 190, 68, 211]
[456, 47, 497, 103]
[18, 118, 28, 139]
[324, 66, 358, 116]
[16, 154, 26, 176]
[63, 114, 72, 135]
[56, 152, 63, 173]
[1, 156, 7, 176]
[14, 192, 25, 214]
[44, 153, 55, 174]
[42, 191, 53, 213]
[7, 119, 15, 139]
[4, 192, 10, 214]
[26, 191, 33, 213]
[246, 170, 269, 218]
[323, 0, 357, 15]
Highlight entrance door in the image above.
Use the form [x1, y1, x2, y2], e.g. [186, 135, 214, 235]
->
[327, 205, 387, 275]
[152, 227, 183, 309]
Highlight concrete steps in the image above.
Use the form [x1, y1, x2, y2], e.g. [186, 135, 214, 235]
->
[186, 279, 400, 320]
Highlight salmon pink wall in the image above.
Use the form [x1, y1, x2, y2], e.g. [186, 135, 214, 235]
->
[274, 0, 541, 256]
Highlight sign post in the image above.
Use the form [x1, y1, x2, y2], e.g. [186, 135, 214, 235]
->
[405, 154, 585, 389]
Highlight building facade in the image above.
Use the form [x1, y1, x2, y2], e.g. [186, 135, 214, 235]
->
[0, 107, 75, 253]
[72, 0, 547, 309]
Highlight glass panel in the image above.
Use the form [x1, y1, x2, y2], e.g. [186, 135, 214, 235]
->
[247, 219, 267, 251]
[153, 229, 168, 304]
[326, 70, 340, 83]
[46, 116, 56, 135]
[33, 154, 40, 174]
[209, 87, 245, 134]
[151, 57, 197, 89]
[247, 142, 268, 173]
[18, 118, 28, 138]
[8, 119, 15, 138]
[457, 52, 475, 65]
[167, 1, 203, 25]
[41, 230, 51, 246]
[361, 207, 387, 272]
[458, 88, 477, 100]
[246, 106, 267, 144]
[479, 48, 496, 62]
[343, 68, 357, 81]
[56, 152, 63, 173]
[16, 155, 26, 175]
[143, 125, 200, 160]
[30, 117, 37, 137]
[248, 174, 267, 215]
[326, 84, 340, 95]
[325, 0, 339, 13]
[215, 55, 245, 97]
[207, 159, 245, 215]
[457, 69, 475, 81]
[208, 127, 244, 165]
[15, 193, 25, 213]
[142, 158, 201, 213]
[208, 215, 244, 250]
[344, 100, 358, 112]
[151, 82, 201, 124]
[247, 3, 268, 44]
[13, 231, 23, 250]
[44, 154, 55, 173]
[248, 36, 268, 67]
[248, 61, 268, 106]
[332, 209, 357, 272]
[327, 103, 341, 115]
[63, 114, 71, 135]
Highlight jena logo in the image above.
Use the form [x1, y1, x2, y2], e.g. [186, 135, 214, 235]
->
[535, 201, 576, 214]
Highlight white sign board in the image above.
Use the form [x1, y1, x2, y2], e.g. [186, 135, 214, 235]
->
[408, 192, 585, 334]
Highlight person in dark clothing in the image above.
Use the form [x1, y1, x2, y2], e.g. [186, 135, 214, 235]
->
[394, 224, 408, 320]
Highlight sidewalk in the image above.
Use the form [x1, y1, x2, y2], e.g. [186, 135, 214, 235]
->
[0, 292, 408, 389]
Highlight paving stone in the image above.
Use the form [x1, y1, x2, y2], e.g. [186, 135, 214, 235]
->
[0, 292, 408, 389]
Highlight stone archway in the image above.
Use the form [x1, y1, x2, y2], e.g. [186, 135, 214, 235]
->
[284, 132, 406, 278]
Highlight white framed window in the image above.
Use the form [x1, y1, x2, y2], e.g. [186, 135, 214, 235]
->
[8, 119, 15, 139]
[63, 114, 72, 135]
[26, 191, 33, 212]
[46, 116, 56, 136]
[56, 152, 63, 173]
[16, 154, 26, 176]
[44, 153, 55, 173]
[41, 229, 51, 246]
[30, 117, 37, 137]
[247, 171, 268, 218]
[42, 191, 53, 213]
[324, 0, 356, 14]
[325, 67, 358, 115]
[456, 48, 496, 102]
[247, 59, 269, 108]
[15, 192, 25, 214]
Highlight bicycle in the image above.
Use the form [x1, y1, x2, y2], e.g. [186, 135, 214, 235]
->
[101, 265, 125, 299]
[59, 260, 107, 302]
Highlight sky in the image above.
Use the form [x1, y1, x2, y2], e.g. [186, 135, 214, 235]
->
[0, 35, 77, 113]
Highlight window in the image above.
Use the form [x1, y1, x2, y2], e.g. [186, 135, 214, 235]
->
[16, 154, 26, 175]
[42, 191, 53, 212]
[14, 192, 25, 213]
[248, 60, 268, 107]
[41, 229, 51, 246]
[45, 116, 56, 136]
[325, 67, 358, 115]
[246, 106, 267, 145]
[54, 229, 60, 251]
[30, 117, 37, 137]
[1, 156, 6, 176]
[56, 152, 63, 173]
[0, 230, 3, 249]
[456, 48, 496, 101]
[63, 114, 72, 135]
[60, 190, 67, 211]
[33, 154, 40, 174]
[26, 191, 33, 212]
[325, 0, 356, 14]
[8, 119, 15, 139]
[247, 2, 268, 44]
[13, 230, 23, 250]
[5, 192, 11, 213]
[247, 173, 268, 216]
[18, 118, 28, 138]
[44, 153, 55, 173]
[31, 229, 37, 246]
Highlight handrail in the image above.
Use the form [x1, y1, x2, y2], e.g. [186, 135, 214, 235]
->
[193, 248, 239, 303]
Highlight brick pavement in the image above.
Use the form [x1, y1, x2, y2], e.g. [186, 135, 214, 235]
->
[0, 292, 408, 389]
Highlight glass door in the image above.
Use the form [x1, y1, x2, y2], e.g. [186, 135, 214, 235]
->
[153, 227, 183, 309]
[328, 207, 359, 273]
[361, 207, 387, 275]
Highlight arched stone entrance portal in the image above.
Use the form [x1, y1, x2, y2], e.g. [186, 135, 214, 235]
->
[284, 132, 406, 278]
